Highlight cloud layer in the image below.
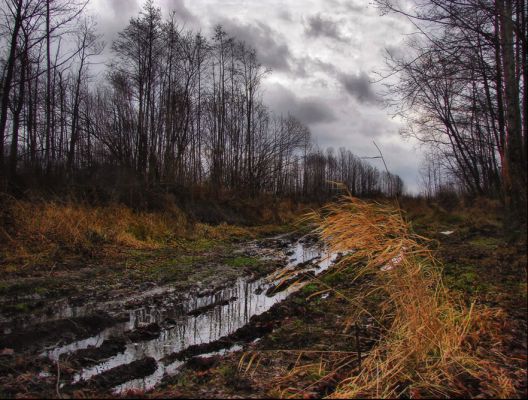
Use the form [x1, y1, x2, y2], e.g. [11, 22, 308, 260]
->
[304, 13, 349, 42]
[87, 0, 421, 192]
[264, 83, 336, 125]
[216, 18, 293, 72]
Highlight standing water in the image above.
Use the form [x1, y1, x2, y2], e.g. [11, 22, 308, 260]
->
[36, 236, 337, 393]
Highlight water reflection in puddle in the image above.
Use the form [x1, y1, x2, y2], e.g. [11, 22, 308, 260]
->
[39, 238, 336, 393]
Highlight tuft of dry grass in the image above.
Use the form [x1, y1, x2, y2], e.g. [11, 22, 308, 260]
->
[303, 195, 517, 398]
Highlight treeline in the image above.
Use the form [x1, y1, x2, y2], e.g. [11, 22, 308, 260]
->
[0, 0, 403, 202]
[378, 0, 527, 219]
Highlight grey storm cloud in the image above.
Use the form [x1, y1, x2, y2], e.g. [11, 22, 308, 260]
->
[338, 72, 379, 104]
[296, 99, 337, 125]
[293, 57, 378, 105]
[304, 13, 348, 42]
[217, 19, 293, 72]
[326, 0, 364, 13]
[264, 83, 336, 126]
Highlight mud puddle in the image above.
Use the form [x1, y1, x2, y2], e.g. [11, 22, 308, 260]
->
[1, 235, 338, 395]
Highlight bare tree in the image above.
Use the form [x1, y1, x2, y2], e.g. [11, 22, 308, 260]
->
[377, 0, 526, 220]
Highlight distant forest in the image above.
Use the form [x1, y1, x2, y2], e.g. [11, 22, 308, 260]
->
[0, 0, 404, 201]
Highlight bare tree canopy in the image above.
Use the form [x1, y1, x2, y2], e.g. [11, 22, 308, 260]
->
[376, 0, 527, 221]
[0, 0, 403, 200]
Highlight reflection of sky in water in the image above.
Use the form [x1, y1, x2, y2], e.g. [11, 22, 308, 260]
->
[36, 239, 336, 393]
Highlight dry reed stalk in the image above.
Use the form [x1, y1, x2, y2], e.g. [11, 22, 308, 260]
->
[303, 195, 516, 398]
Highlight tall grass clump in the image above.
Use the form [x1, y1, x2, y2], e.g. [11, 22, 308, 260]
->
[308, 195, 515, 398]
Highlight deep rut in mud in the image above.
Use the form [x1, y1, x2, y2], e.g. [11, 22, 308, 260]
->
[0, 235, 338, 395]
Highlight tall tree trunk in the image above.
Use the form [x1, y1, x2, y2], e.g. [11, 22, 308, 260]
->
[9, 43, 27, 180]
[67, 47, 86, 172]
[520, 0, 528, 182]
[0, 0, 23, 178]
[499, 0, 526, 223]
[45, 0, 52, 172]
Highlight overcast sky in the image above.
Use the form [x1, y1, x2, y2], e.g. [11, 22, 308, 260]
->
[87, 0, 423, 193]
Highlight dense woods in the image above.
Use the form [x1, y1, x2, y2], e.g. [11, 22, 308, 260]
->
[378, 0, 527, 221]
[0, 0, 403, 202]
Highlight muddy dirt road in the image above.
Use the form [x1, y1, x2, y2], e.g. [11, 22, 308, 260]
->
[0, 234, 339, 397]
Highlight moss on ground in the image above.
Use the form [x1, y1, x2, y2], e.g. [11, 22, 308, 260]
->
[224, 256, 260, 268]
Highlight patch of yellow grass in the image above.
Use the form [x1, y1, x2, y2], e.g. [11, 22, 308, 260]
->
[305, 195, 516, 398]
[0, 199, 188, 265]
[0, 197, 295, 269]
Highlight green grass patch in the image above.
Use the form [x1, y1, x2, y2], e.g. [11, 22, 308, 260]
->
[2, 302, 31, 313]
[217, 365, 237, 380]
[438, 212, 465, 225]
[443, 263, 490, 295]
[174, 255, 205, 265]
[138, 255, 207, 282]
[126, 249, 154, 262]
[301, 283, 319, 296]
[224, 256, 260, 268]
[469, 236, 502, 249]
[181, 238, 221, 252]
[148, 263, 193, 282]
[321, 271, 345, 286]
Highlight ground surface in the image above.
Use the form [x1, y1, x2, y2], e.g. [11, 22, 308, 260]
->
[0, 224, 290, 319]
[0, 201, 526, 398]
[146, 203, 528, 399]
[0, 224, 297, 398]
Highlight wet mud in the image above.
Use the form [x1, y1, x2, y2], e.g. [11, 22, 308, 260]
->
[0, 314, 116, 352]
[0, 233, 338, 397]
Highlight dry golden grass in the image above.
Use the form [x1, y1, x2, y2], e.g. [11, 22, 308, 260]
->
[193, 222, 253, 241]
[0, 199, 189, 266]
[0, 197, 299, 269]
[301, 195, 516, 398]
